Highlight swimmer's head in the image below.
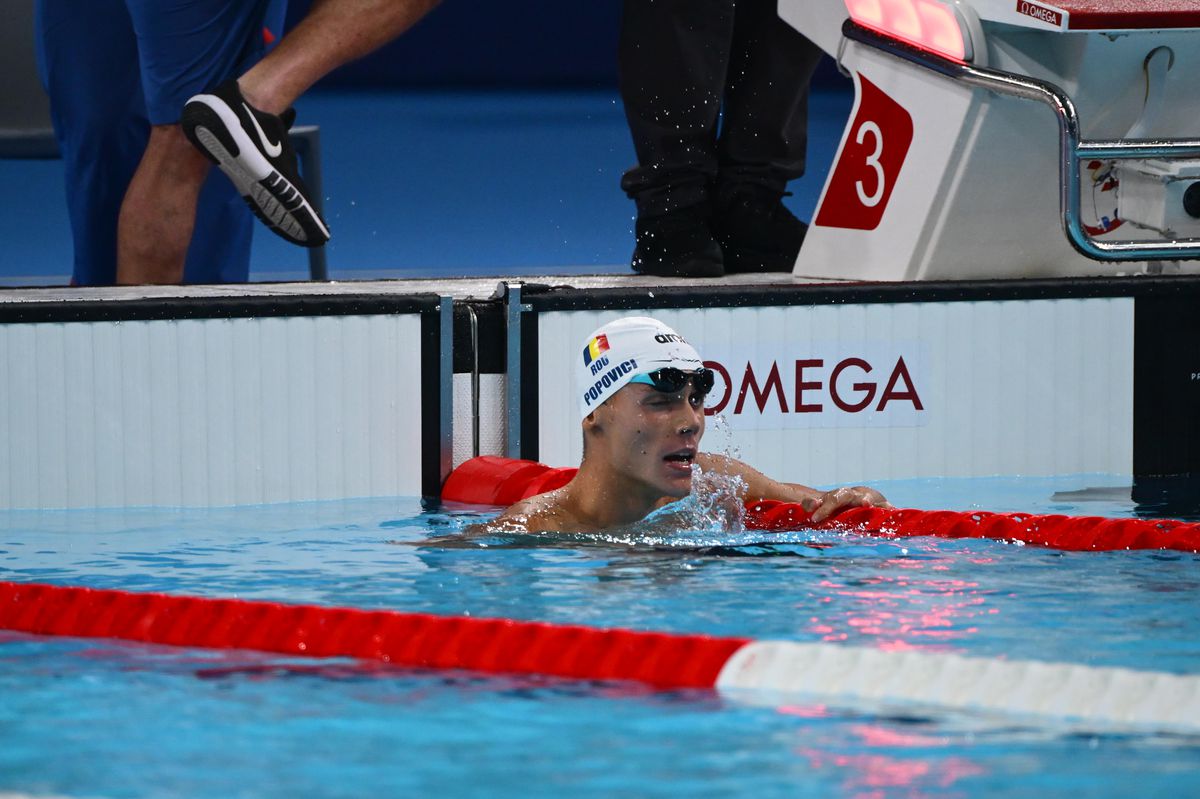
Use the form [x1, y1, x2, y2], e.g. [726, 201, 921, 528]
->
[576, 316, 705, 420]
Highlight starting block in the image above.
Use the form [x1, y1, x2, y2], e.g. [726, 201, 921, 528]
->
[782, 0, 1200, 279]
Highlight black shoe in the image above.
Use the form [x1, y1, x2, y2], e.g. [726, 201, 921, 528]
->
[630, 204, 724, 278]
[712, 186, 807, 273]
[182, 80, 330, 248]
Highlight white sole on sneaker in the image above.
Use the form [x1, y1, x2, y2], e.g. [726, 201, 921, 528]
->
[194, 125, 307, 243]
[186, 93, 330, 246]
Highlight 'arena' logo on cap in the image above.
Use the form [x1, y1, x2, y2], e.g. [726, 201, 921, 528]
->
[583, 334, 610, 366]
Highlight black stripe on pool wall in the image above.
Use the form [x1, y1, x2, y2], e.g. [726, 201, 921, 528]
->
[520, 310, 540, 462]
[0, 293, 441, 324]
[1134, 295, 1200, 481]
[453, 301, 506, 374]
[421, 308, 443, 500]
[522, 275, 1200, 313]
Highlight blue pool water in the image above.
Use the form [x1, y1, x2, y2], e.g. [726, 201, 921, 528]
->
[3, 475, 1200, 797]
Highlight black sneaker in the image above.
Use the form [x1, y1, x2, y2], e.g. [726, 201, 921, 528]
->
[712, 185, 806, 273]
[630, 203, 724, 278]
[182, 80, 330, 248]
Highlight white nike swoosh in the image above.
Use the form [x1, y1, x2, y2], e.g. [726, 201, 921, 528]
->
[243, 102, 283, 158]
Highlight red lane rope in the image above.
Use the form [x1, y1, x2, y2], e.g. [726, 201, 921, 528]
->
[0, 581, 748, 689]
[9, 580, 1200, 731]
[442, 457, 1200, 553]
[743, 500, 1200, 553]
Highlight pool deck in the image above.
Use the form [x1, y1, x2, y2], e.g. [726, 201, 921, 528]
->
[0, 271, 839, 305]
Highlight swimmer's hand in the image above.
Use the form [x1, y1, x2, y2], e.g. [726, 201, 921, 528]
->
[804, 486, 892, 523]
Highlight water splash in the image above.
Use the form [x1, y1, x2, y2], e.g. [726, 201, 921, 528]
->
[705, 414, 742, 462]
[543, 462, 754, 548]
[663, 461, 750, 531]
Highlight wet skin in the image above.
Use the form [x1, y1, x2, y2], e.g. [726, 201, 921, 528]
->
[490, 380, 891, 534]
[592, 381, 707, 503]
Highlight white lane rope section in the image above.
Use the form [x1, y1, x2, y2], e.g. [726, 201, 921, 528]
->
[717, 642, 1200, 733]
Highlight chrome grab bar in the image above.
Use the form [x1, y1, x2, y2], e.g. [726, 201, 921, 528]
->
[843, 20, 1200, 262]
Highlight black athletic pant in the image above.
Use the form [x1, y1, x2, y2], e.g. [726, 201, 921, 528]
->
[618, 0, 824, 218]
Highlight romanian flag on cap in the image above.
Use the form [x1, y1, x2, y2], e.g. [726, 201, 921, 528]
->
[582, 334, 609, 366]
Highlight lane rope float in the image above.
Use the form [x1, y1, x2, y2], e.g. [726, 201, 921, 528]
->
[3, 580, 1199, 732]
[442, 456, 1200, 553]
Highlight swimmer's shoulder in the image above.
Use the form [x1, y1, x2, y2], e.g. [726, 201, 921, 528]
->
[482, 488, 585, 534]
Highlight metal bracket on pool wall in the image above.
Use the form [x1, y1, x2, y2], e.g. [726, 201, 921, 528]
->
[438, 295, 454, 488]
[504, 281, 531, 460]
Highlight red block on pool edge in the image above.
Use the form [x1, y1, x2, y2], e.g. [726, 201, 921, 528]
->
[441, 456, 559, 505]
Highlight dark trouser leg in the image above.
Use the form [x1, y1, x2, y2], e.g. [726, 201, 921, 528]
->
[618, 0, 735, 218]
[711, 0, 824, 271]
[37, 0, 146, 286]
[717, 0, 824, 195]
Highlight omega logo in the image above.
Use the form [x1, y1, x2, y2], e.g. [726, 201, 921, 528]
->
[703, 357, 924, 416]
[1016, 1, 1061, 26]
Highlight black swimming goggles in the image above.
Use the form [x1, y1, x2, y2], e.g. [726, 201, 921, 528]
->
[628, 367, 715, 396]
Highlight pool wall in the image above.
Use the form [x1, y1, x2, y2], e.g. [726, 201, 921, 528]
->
[504, 278, 1200, 488]
[0, 276, 1197, 509]
[0, 290, 447, 509]
[535, 298, 1132, 484]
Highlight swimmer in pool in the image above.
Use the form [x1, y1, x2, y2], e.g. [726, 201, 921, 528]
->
[494, 316, 890, 533]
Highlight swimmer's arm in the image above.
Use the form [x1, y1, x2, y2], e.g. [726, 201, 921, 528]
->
[697, 453, 822, 504]
[697, 453, 891, 523]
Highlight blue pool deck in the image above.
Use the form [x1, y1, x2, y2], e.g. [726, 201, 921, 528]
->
[0, 88, 853, 286]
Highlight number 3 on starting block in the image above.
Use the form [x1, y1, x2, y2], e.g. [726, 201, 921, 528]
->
[815, 75, 914, 231]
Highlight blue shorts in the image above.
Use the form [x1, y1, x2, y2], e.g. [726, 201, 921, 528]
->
[125, 0, 274, 125]
[36, 0, 286, 285]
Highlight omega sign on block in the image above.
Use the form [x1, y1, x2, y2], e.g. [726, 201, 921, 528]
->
[701, 343, 928, 430]
[815, 75, 913, 231]
[1016, 0, 1063, 27]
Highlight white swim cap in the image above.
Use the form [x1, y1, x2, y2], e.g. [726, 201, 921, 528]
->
[576, 316, 703, 419]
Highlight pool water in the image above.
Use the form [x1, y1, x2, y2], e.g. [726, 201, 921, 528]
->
[3, 475, 1200, 797]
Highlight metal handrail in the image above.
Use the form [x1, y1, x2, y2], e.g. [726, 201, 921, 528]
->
[843, 20, 1200, 262]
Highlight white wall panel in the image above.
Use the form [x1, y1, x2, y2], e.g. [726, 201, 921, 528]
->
[537, 299, 1134, 485]
[453, 373, 506, 468]
[0, 314, 424, 509]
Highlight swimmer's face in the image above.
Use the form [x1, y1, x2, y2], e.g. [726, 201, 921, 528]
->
[591, 378, 707, 498]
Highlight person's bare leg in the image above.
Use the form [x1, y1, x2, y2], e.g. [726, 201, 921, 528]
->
[116, 124, 211, 285]
[237, 0, 441, 114]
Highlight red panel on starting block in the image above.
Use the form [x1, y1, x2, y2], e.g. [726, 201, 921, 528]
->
[813, 75, 913, 231]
